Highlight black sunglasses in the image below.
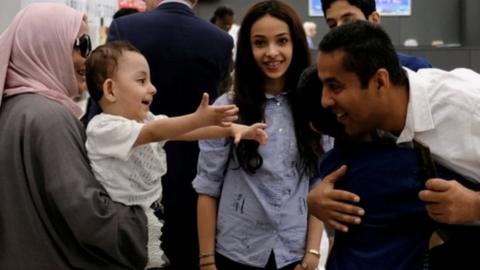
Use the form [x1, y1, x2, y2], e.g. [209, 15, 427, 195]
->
[74, 34, 92, 58]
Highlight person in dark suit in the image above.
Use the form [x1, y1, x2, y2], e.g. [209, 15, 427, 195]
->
[83, 1, 233, 269]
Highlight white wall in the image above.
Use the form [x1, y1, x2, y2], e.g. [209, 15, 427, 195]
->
[1, 0, 117, 48]
[1, 0, 80, 33]
[0, 0, 21, 32]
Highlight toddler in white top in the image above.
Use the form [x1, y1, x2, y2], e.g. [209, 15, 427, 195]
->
[84, 41, 268, 269]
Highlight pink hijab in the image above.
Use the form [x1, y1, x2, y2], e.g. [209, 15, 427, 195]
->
[0, 3, 84, 117]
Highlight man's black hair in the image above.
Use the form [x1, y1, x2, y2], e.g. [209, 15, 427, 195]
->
[319, 21, 407, 88]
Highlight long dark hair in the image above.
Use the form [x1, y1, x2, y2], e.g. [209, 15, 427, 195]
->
[233, 0, 311, 174]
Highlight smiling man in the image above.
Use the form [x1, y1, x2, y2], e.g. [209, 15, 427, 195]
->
[317, 27, 409, 137]
[308, 20, 480, 270]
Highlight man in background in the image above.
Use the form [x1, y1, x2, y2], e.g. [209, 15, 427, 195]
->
[320, 0, 432, 70]
[303, 21, 318, 49]
[210, 5, 234, 32]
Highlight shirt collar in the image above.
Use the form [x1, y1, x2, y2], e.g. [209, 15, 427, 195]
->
[396, 67, 435, 143]
[158, 0, 191, 8]
[264, 91, 287, 100]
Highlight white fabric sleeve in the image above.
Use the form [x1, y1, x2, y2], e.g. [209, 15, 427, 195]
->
[150, 113, 169, 146]
[86, 114, 144, 161]
[192, 94, 232, 197]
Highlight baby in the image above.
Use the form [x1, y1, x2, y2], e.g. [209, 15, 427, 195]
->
[84, 41, 267, 268]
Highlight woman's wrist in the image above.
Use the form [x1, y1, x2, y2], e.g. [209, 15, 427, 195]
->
[199, 252, 215, 268]
[306, 248, 320, 258]
[199, 252, 215, 259]
[300, 250, 321, 269]
[199, 261, 215, 268]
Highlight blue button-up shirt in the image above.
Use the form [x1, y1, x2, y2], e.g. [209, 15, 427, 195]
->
[193, 93, 312, 268]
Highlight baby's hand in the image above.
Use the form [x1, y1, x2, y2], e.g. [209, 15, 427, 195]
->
[196, 93, 238, 127]
[232, 123, 268, 145]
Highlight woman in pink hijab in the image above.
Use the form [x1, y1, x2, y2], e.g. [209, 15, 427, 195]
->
[0, 3, 148, 269]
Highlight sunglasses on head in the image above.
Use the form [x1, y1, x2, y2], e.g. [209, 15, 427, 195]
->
[74, 34, 92, 58]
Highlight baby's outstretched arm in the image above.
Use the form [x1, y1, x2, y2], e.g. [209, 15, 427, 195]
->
[174, 122, 268, 145]
[195, 93, 238, 127]
[133, 93, 238, 147]
[231, 123, 268, 145]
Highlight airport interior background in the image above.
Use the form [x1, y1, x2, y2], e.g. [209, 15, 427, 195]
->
[2, 0, 480, 72]
[1, 1, 479, 269]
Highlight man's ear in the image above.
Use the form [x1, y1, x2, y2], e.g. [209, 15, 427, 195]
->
[102, 78, 116, 102]
[375, 68, 390, 91]
[368, 11, 381, 24]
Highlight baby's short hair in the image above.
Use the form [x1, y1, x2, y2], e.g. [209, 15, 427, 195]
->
[85, 41, 141, 102]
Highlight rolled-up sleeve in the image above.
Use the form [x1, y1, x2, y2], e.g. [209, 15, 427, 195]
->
[193, 137, 231, 198]
[193, 94, 233, 198]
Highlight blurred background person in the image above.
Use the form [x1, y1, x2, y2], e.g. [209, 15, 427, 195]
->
[113, 7, 139, 20]
[320, 0, 431, 71]
[303, 21, 318, 49]
[210, 5, 235, 32]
